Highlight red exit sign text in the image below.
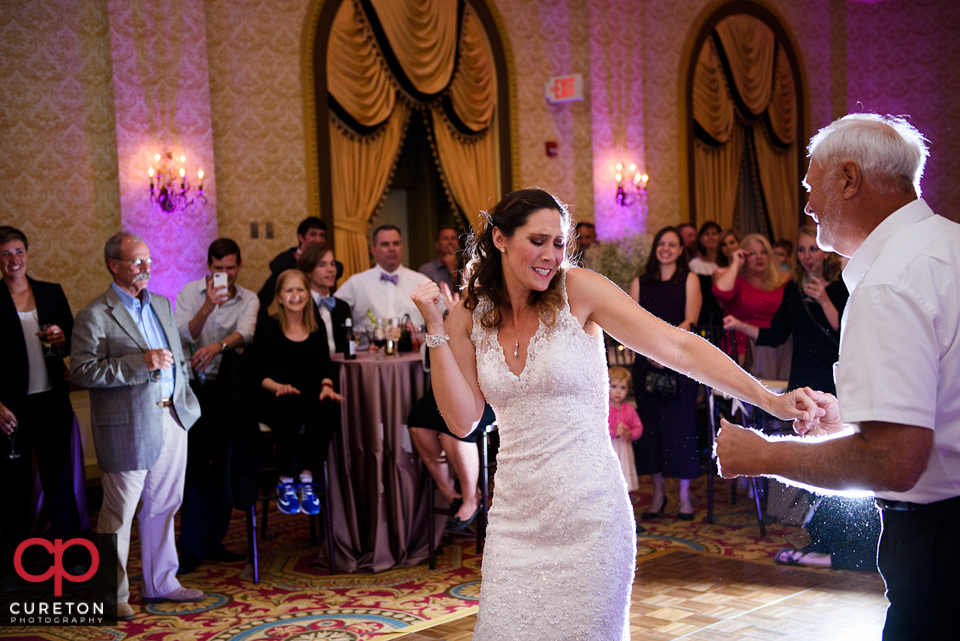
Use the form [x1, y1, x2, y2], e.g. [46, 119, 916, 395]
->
[544, 74, 583, 104]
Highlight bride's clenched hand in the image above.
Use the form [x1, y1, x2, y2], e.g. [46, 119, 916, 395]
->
[411, 281, 445, 331]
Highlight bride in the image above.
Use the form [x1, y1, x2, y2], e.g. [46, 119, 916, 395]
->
[411, 188, 819, 640]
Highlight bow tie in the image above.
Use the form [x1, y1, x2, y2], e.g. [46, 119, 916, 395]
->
[318, 296, 336, 311]
[380, 272, 398, 285]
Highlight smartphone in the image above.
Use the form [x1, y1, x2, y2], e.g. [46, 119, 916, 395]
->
[213, 272, 228, 290]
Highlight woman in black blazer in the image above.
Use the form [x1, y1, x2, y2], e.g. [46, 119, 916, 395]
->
[298, 243, 352, 354]
[0, 226, 81, 586]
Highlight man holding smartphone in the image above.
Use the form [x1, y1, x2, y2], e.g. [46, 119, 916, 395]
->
[174, 238, 259, 573]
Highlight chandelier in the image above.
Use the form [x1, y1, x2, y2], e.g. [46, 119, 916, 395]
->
[614, 162, 648, 209]
[148, 152, 207, 222]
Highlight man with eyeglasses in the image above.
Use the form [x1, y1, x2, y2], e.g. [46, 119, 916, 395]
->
[71, 232, 203, 620]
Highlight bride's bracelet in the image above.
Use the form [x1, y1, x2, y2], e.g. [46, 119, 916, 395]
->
[424, 333, 450, 348]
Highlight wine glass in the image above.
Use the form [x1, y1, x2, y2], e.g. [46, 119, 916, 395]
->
[385, 318, 402, 356]
[6, 423, 19, 460]
[372, 319, 387, 359]
[37, 324, 55, 357]
[802, 270, 816, 303]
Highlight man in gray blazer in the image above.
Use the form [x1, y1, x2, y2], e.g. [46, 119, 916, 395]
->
[71, 232, 203, 620]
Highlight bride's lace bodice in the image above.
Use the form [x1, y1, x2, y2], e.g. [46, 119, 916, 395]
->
[470, 270, 634, 641]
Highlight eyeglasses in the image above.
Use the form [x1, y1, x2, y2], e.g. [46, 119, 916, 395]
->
[117, 257, 155, 268]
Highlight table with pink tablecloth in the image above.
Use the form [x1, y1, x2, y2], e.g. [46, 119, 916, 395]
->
[318, 352, 443, 573]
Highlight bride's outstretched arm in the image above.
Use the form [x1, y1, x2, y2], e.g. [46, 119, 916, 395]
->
[565, 268, 821, 425]
[411, 281, 486, 437]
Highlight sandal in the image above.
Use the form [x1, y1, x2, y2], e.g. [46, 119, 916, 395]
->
[774, 547, 805, 566]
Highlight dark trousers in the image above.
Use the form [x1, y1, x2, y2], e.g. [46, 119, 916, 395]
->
[266, 395, 337, 480]
[805, 496, 880, 572]
[0, 390, 80, 575]
[877, 497, 960, 640]
[177, 380, 234, 559]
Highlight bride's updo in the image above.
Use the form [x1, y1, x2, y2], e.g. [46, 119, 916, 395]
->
[463, 188, 574, 330]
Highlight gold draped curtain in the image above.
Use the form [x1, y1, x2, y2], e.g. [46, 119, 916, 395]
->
[692, 14, 798, 243]
[325, 0, 499, 280]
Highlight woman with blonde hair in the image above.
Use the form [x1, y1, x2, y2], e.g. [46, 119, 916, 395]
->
[408, 188, 820, 640]
[713, 233, 790, 377]
[252, 269, 343, 515]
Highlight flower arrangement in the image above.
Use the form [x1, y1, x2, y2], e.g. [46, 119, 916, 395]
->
[583, 232, 651, 292]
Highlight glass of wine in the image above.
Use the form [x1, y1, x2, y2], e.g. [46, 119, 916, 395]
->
[385, 317, 402, 356]
[802, 270, 816, 303]
[6, 423, 20, 460]
[372, 319, 387, 360]
[37, 324, 55, 357]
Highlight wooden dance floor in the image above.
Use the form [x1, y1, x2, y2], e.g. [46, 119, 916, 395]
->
[398, 549, 888, 640]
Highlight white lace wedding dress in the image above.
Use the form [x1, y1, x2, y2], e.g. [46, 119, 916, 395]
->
[471, 272, 635, 640]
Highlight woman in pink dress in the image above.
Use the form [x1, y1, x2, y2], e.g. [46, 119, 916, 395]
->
[712, 233, 791, 378]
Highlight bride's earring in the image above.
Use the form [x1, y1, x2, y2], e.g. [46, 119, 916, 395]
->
[499, 247, 505, 253]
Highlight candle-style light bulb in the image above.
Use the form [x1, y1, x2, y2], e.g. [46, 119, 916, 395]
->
[198, 169, 204, 180]
[633, 173, 641, 183]
[154, 153, 161, 162]
[615, 173, 622, 183]
[615, 162, 623, 172]
[148, 167, 154, 177]
[180, 155, 186, 163]
[629, 164, 636, 172]
[179, 168, 185, 178]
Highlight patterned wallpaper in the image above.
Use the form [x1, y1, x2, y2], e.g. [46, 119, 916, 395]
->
[846, 0, 960, 222]
[2, 0, 959, 306]
[107, 0, 219, 303]
[204, 0, 311, 294]
[0, 0, 121, 311]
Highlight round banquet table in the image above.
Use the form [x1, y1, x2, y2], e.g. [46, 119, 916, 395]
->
[316, 352, 444, 573]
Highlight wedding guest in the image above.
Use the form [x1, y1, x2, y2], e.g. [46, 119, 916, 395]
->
[0, 226, 81, 591]
[687, 222, 722, 276]
[677, 222, 698, 262]
[258, 217, 342, 310]
[418, 225, 461, 292]
[629, 226, 702, 520]
[773, 239, 794, 274]
[174, 238, 258, 574]
[298, 243, 351, 354]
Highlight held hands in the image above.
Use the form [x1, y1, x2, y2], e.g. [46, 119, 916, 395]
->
[411, 281, 445, 330]
[144, 348, 174, 372]
[793, 387, 844, 437]
[0, 402, 17, 436]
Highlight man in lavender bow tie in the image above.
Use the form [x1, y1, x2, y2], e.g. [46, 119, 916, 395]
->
[334, 225, 439, 336]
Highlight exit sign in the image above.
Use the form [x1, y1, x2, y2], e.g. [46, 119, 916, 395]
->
[544, 74, 583, 103]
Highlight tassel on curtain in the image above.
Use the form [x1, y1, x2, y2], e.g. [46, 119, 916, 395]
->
[428, 105, 499, 229]
[331, 102, 411, 280]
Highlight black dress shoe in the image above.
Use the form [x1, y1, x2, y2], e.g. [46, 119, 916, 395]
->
[207, 548, 246, 563]
[677, 511, 695, 521]
[177, 553, 201, 575]
[447, 505, 481, 532]
[641, 497, 667, 521]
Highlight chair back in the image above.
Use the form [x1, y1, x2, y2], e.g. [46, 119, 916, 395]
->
[604, 335, 636, 366]
[692, 324, 738, 361]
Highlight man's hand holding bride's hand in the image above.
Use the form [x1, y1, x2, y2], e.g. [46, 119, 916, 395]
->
[767, 387, 825, 432]
[793, 387, 844, 437]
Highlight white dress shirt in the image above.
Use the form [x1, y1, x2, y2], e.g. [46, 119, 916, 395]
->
[837, 199, 960, 503]
[334, 264, 438, 334]
[175, 278, 259, 379]
[311, 289, 337, 354]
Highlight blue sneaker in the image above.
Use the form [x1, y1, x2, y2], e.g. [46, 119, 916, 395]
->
[299, 483, 321, 515]
[277, 482, 300, 515]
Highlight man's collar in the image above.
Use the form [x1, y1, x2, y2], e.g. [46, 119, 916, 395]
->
[376, 264, 401, 276]
[111, 281, 150, 307]
[842, 198, 933, 295]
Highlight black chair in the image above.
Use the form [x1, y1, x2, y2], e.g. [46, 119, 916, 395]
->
[693, 325, 767, 537]
[604, 334, 636, 367]
[425, 421, 498, 568]
[246, 422, 336, 582]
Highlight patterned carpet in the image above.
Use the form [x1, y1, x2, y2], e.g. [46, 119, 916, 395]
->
[4, 477, 816, 640]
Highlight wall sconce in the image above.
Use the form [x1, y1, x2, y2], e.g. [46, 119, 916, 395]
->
[614, 162, 648, 208]
[148, 152, 207, 222]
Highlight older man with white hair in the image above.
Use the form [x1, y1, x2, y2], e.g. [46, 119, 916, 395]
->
[716, 114, 960, 640]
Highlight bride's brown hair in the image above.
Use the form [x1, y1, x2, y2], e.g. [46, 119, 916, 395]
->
[463, 189, 574, 329]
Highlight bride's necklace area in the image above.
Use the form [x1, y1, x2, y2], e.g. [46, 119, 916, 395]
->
[511, 304, 537, 358]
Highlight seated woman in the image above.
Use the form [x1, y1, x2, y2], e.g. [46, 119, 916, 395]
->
[252, 269, 343, 515]
[297, 243, 351, 354]
[408, 391, 496, 531]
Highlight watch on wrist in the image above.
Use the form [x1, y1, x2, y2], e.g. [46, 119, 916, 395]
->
[219, 340, 229, 353]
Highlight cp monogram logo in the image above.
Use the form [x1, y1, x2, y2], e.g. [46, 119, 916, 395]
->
[14, 538, 100, 596]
